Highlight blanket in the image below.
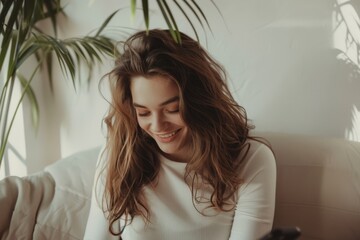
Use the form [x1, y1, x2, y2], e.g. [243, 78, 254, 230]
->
[0, 147, 99, 240]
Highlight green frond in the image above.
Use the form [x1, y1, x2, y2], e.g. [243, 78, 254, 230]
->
[172, 0, 199, 42]
[161, 0, 181, 43]
[156, 0, 178, 43]
[131, 0, 137, 18]
[142, 0, 149, 31]
[17, 74, 40, 130]
[95, 9, 119, 37]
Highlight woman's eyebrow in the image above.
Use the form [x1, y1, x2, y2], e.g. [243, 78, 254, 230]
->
[133, 96, 179, 108]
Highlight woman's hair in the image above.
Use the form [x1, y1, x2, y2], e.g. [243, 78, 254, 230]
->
[102, 29, 255, 235]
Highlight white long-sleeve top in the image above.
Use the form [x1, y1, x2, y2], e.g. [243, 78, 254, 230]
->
[84, 140, 276, 240]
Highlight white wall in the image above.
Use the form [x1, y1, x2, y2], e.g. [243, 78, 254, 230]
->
[16, 0, 360, 174]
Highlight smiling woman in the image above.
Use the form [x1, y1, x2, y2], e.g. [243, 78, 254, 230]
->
[84, 29, 277, 240]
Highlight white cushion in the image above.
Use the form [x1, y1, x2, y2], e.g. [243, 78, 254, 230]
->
[38, 146, 101, 239]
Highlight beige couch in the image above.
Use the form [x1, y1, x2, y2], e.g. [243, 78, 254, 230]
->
[1, 132, 359, 239]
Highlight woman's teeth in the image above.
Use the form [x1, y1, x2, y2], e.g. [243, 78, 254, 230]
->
[159, 130, 178, 138]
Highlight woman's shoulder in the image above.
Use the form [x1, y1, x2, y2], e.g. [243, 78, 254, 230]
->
[245, 139, 273, 158]
[237, 139, 276, 177]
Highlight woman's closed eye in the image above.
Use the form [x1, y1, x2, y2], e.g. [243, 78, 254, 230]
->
[137, 110, 150, 117]
[165, 102, 180, 113]
[136, 108, 179, 117]
[166, 108, 179, 113]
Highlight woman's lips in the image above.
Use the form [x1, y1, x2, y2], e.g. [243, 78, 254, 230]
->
[155, 129, 181, 143]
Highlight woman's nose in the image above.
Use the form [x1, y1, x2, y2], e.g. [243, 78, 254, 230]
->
[150, 113, 166, 132]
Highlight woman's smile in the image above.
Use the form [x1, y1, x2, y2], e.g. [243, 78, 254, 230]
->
[154, 129, 181, 143]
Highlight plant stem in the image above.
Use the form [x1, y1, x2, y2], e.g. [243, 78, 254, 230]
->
[0, 74, 15, 165]
[0, 17, 23, 166]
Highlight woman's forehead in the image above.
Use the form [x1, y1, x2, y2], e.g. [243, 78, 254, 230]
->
[130, 75, 180, 107]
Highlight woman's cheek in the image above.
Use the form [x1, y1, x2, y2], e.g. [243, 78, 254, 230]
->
[137, 118, 147, 131]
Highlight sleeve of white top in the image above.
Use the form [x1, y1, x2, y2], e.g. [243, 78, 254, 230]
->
[229, 143, 277, 240]
[83, 146, 119, 240]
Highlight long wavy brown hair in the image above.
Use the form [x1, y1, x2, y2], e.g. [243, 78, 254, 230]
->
[102, 29, 256, 236]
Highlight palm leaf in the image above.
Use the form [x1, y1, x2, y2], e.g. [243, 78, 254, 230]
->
[142, 0, 149, 31]
[37, 34, 117, 89]
[6, 32, 19, 82]
[0, 0, 24, 71]
[131, 0, 137, 18]
[161, 0, 181, 43]
[0, 34, 17, 151]
[45, 50, 54, 92]
[156, 0, 178, 43]
[24, 30, 118, 91]
[190, 0, 212, 32]
[0, 0, 15, 34]
[0, 70, 39, 159]
[0, 34, 17, 112]
[69, 41, 90, 65]
[20, 0, 41, 46]
[43, 35, 76, 86]
[78, 39, 102, 63]
[180, 0, 204, 28]
[17, 74, 40, 130]
[95, 9, 119, 37]
[41, 0, 62, 36]
[17, 44, 42, 70]
[172, 0, 199, 42]
[209, 0, 227, 30]
[70, 46, 89, 84]
[67, 40, 100, 83]
[89, 36, 116, 55]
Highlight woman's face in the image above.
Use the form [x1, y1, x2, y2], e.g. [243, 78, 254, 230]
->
[130, 75, 191, 162]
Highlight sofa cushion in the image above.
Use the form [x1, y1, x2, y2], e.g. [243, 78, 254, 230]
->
[259, 132, 360, 240]
[36, 146, 101, 239]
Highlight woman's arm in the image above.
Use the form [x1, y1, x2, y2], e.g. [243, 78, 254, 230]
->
[229, 142, 277, 240]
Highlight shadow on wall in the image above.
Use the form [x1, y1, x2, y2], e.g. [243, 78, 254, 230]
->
[333, 0, 360, 140]
[233, 0, 360, 141]
[301, 48, 360, 140]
